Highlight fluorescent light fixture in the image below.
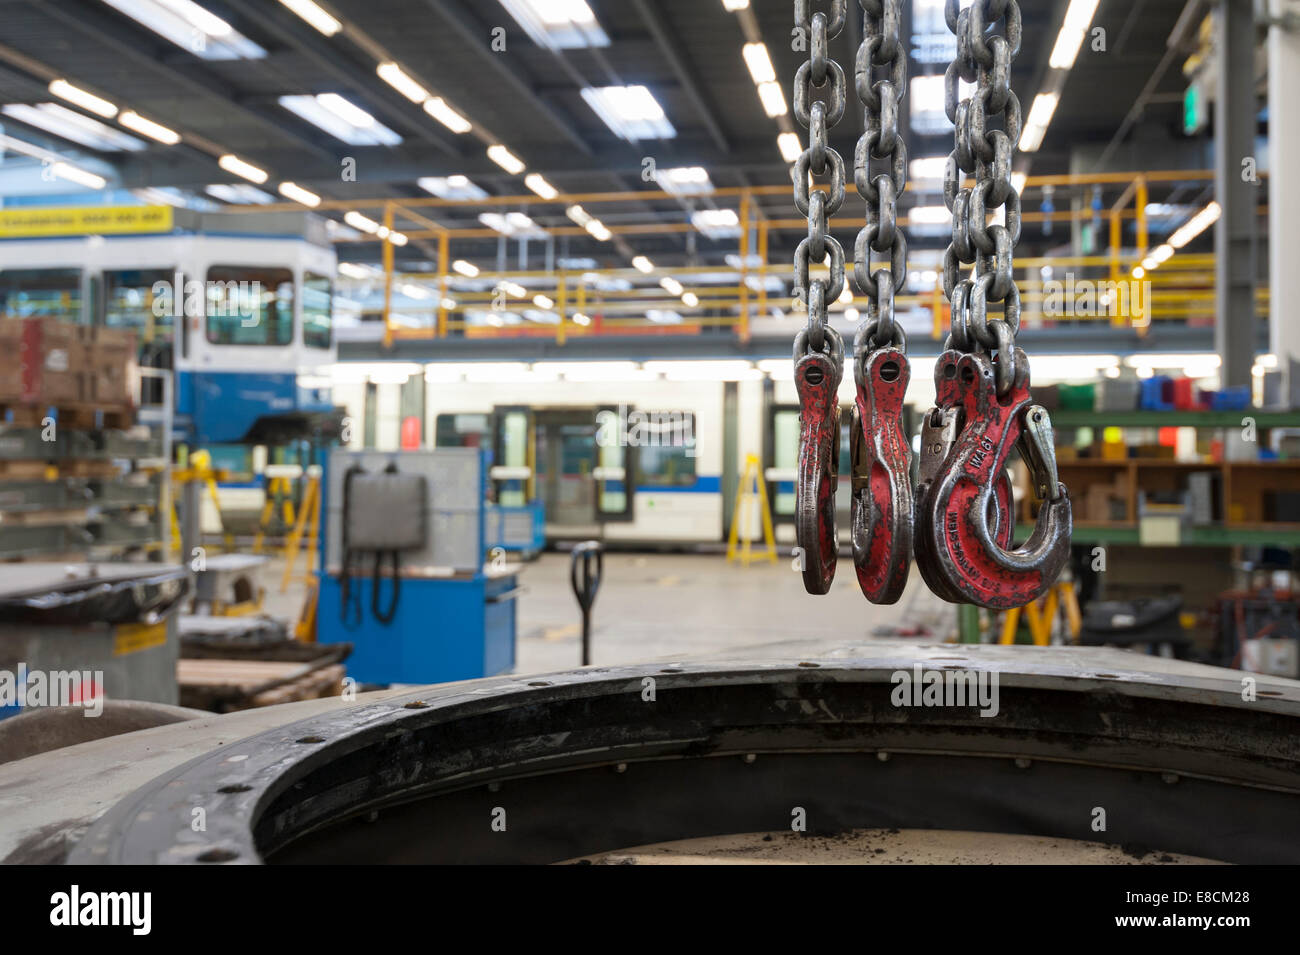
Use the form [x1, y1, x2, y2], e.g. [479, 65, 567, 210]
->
[401, 283, 431, 299]
[497, 0, 609, 50]
[909, 74, 973, 134]
[2, 104, 144, 151]
[756, 82, 787, 118]
[206, 183, 274, 204]
[681, 292, 699, 307]
[1020, 93, 1059, 152]
[49, 161, 106, 190]
[722, 0, 749, 9]
[487, 144, 525, 174]
[338, 263, 375, 279]
[743, 43, 776, 84]
[279, 94, 401, 146]
[1168, 201, 1221, 249]
[778, 132, 802, 162]
[645, 360, 759, 381]
[566, 205, 592, 226]
[691, 208, 741, 239]
[133, 186, 192, 207]
[377, 62, 428, 103]
[47, 79, 116, 118]
[1049, 0, 1101, 70]
[452, 260, 479, 277]
[501, 282, 527, 298]
[117, 110, 180, 145]
[424, 97, 472, 134]
[844, 306, 860, 322]
[838, 284, 854, 305]
[909, 205, 952, 224]
[646, 310, 682, 325]
[632, 256, 654, 273]
[419, 175, 487, 200]
[1151, 243, 1175, 265]
[533, 294, 554, 309]
[218, 153, 269, 184]
[278, 181, 321, 207]
[101, 0, 266, 60]
[656, 166, 713, 196]
[585, 219, 612, 241]
[344, 210, 381, 233]
[524, 173, 558, 200]
[479, 212, 546, 238]
[909, 155, 950, 185]
[659, 277, 683, 296]
[387, 231, 408, 246]
[440, 298, 457, 310]
[1011, 170, 1028, 195]
[573, 312, 592, 325]
[1132, 266, 1145, 279]
[279, 0, 341, 35]
[581, 85, 675, 141]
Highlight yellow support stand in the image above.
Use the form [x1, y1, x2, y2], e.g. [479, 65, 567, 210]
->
[169, 452, 232, 555]
[281, 467, 322, 594]
[998, 579, 1083, 646]
[726, 454, 778, 565]
[253, 475, 297, 554]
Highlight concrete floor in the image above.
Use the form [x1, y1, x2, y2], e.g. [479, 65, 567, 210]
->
[248, 550, 955, 678]
[512, 552, 951, 674]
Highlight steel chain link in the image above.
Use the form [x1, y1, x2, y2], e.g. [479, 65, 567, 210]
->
[793, 0, 847, 359]
[942, 0, 1023, 392]
[852, 0, 908, 366]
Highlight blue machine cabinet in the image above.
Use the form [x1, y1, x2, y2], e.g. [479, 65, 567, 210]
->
[315, 448, 521, 685]
[317, 570, 518, 685]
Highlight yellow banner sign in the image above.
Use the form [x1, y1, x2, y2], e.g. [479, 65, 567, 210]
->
[0, 205, 174, 238]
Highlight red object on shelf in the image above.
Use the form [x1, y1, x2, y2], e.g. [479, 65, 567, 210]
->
[400, 416, 421, 449]
[1173, 378, 1196, 410]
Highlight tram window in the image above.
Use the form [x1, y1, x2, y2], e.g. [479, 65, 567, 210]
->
[104, 269, 175, 343]
[204, 267, 293, 345]
[635, 412, 697, 488]
[303, 273, 332, 348]
[0, 268, 83, 323]
[435, 413, 488, 448]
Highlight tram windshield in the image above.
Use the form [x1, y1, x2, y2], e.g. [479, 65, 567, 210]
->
[205, 266, 294, 346]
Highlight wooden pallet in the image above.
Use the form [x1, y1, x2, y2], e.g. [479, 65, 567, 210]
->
[0, 402, 134, 430]
[177, 658, 346, 712]
[0, 507, 90, 527]
[0, 459, 120, 481]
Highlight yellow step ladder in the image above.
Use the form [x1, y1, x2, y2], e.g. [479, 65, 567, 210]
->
[726, 454, 778, 565]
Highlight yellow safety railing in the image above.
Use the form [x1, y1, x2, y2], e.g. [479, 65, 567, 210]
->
[214, 169, 1264, 346]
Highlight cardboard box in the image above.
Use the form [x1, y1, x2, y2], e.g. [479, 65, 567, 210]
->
[1, 319, 137, 409]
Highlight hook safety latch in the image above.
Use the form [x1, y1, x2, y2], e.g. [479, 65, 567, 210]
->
[849, 346, 912, 604]
[914, 350, 1016, 604]
[794, 328, 844, 595]
[915, 350, 1072, 610]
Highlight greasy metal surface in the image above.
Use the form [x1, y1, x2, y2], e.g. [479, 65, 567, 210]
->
[849, 346, 911, 603]
[65, 644, 1300, 865]
[794, 337, 843, 594]
[916, 351, 1071, 609]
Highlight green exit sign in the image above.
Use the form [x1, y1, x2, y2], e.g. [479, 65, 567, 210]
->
[1184, 84, 1205, 135]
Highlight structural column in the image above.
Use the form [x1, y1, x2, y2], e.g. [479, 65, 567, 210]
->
[1216, 0, 1259, 389]
[1269, 1, 1300, 381]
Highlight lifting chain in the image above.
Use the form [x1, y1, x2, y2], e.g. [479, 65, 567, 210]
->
[848, 0, 911, 604]
[913, 0, 1073, 610]
[792, 0, 847, 595]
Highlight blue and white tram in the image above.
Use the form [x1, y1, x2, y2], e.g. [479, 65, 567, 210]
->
[0, 211, 338, 447]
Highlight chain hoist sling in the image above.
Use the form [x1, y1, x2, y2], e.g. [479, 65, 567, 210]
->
[793, 0, 1071, 610]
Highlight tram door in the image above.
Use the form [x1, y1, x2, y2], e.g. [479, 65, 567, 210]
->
[495, 406, 635, 539]
[102, 269, 177, 406]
